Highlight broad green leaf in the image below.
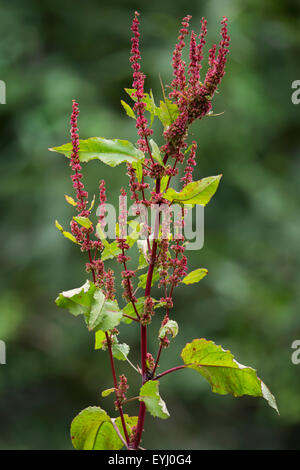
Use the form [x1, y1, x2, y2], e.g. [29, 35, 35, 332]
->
[149, 139, 165, 167]
[95, 330, 106, 350]
[156, 99, 179, 128]
[159, 320, 178, 339]
[70, 406, 111, 450]
[138, 268, 160, 289]
[55, 280, 122, 331]
[181, 339, 279, 414]
[122, 297, 145, 324]
[139, 380, 169, 419]
[101, 388, 115, 398]
[96, 333, 130, 361]
[55, 280, 96, 317]
[49, 137, 144, 167]
[115, 415, 138, 437]
[112, 341, 130, 361]
[73, 216, 93, 229]
[65, 195, 77, 206]
[88, 295, 123, 332]
[182, 268, 208, 285]
[164, 175, 222, 207]
[101, 240, 121, 261]
[71, 407, 138, 450]
[120, 100, 136, 119]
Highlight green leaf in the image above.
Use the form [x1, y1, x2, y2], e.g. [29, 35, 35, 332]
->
[65, 195, 77, 206]
[127, 221, 143, 243]
[156, 99, 179, 128]
[70, 406, 111, 450]
[88, 195, 96, 211]
[96, 223, 141, 262]
[49, 137, 144, 167]
[138, 252, 148, 270]
[62, 231, 78, 244]
[184, 144, 194, 155]
[139, 380, 170, 419]
[55, 220, 64, 232]
[125, 88, 137, 101]
[55, 280, 96, 317]
[73, 216, 93, 229]
[55, 220, 78, 244]
[101, 240, 121, 261]
[96, 225, 121, 260]
[122, 297, 145, 324]
[95, 224, 110, 247]
[182, 268, 208, 285]
[132, 160, 143, 182]
[70, 407, 138, 450]
[112, 341, 130, 361]
[181, 339, 279, 414]
[101, 388, 115, 398]
[160, 175, 169, 193]
[120, 100, 136, 119]
[149, 139, 165, 167]
[95, 330, 106, 350]
[97, 333, 130, 361]
[159, 320, 178, 339]
[55, 280, 122, 331]
[164, 175, 222, 207]
[125, 88, 157, 126]
[88, 295, 123, 332]
[143, 89, 157, 125]
[138, 268, 160, 289]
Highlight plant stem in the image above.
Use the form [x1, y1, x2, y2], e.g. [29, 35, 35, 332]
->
[152, 343, 163, 376]
[105, 331, 130, 445]
[133, 178, 161, 450]
[123, 396, 140, 404]
[122, 313, 140, 323]
[154, 365, 186, 380]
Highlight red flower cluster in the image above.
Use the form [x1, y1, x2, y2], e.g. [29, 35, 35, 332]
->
[130, 11, 153, 155]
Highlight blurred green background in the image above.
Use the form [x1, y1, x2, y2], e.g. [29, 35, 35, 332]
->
[1, 0, 300, 450]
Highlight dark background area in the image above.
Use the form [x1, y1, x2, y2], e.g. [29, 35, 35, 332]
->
[0, 0, 300, 449]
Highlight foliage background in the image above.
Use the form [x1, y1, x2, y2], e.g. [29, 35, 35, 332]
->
[0, 0, 300, 449]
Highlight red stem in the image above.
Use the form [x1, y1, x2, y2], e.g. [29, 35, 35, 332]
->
[154, 365, 186, 380]
[133, 178, 161, 449]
